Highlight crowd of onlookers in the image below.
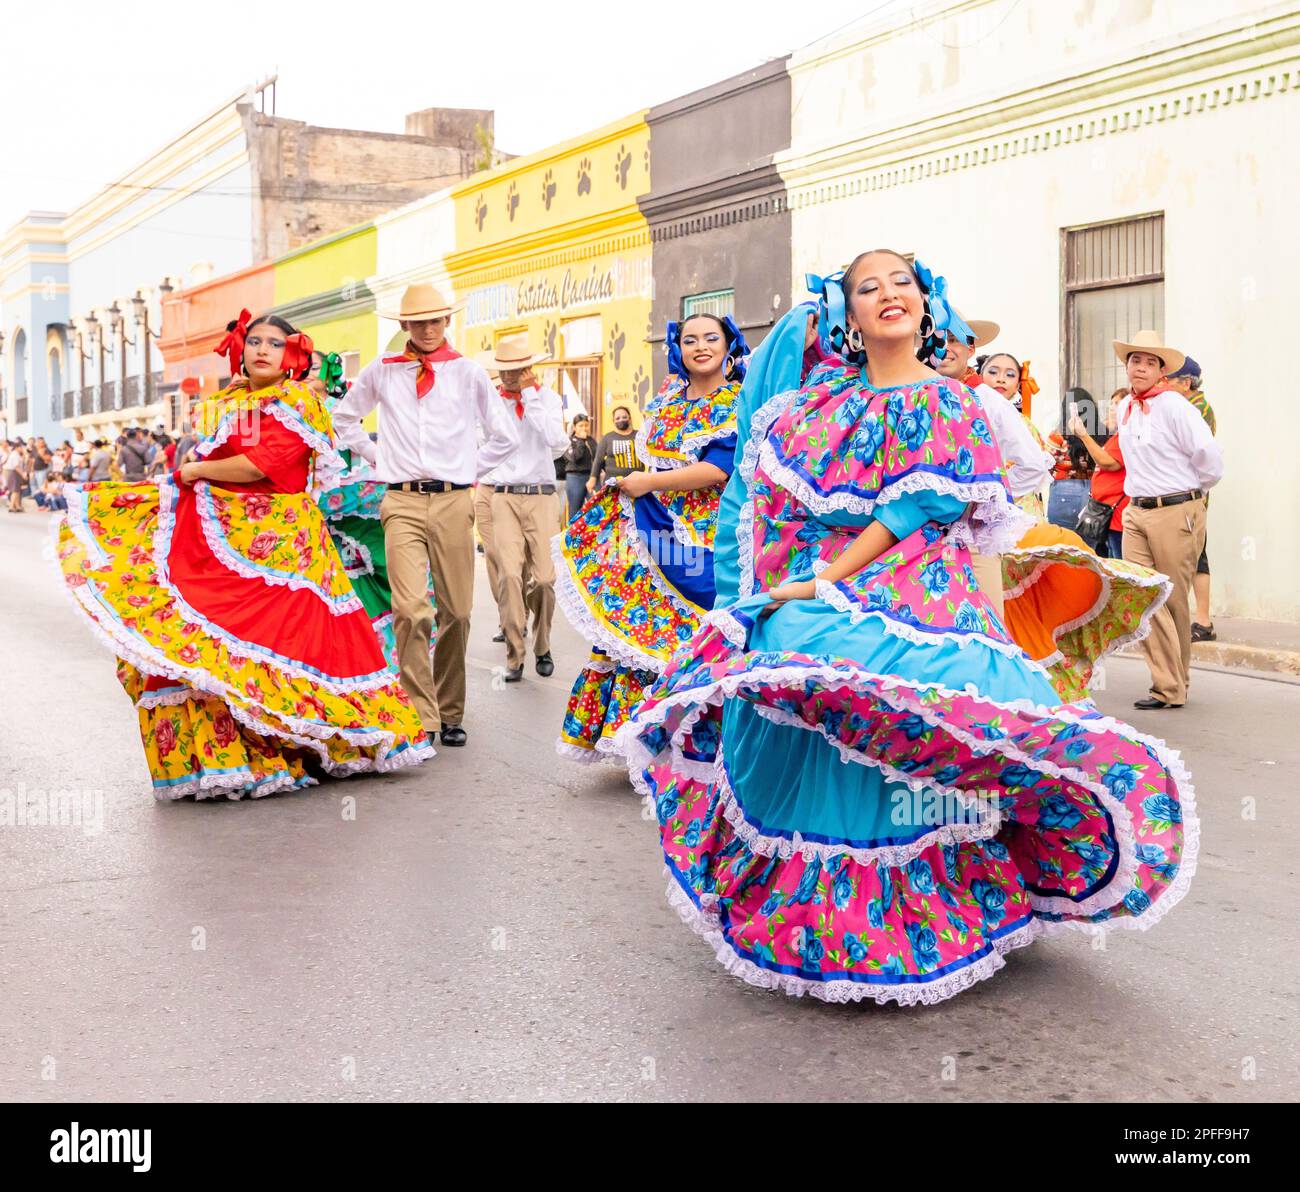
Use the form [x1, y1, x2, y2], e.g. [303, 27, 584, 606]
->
[2, 422, 197, 515]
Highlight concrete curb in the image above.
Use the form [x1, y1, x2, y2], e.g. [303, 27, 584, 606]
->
[1117, 640, 1300, 681]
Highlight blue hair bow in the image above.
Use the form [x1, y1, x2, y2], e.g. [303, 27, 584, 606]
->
[913, 258, 974, 359]
[666, 314, 751, 382]
[805, 270, 849, 358]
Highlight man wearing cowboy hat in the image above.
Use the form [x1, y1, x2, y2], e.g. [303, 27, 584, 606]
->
[935, 311, 1053, 617]
[1114, 329, 1224, 710]
[480, 332, 568, 682]
[333, 283, 515, 747]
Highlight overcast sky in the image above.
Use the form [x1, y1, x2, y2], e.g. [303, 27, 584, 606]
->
[0, 1, 897, 231]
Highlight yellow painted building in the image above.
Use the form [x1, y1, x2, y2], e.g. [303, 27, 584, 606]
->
[446, 112, 653, 434]
[273, 222, 379, 374]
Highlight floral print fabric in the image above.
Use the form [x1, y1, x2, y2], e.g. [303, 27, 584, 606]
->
[618, 360, 1198, 1005]
[555, 376, 740, 762]
[55, 382, 432, 799]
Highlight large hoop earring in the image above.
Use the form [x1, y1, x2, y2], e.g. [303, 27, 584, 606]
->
[918, 310, 935, 340]
[846, 326, 865, 354]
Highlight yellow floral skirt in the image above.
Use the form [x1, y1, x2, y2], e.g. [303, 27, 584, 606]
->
[56, 479, 433, 799]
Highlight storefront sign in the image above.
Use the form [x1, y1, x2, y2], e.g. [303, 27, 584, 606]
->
[464, 258, 652, 327]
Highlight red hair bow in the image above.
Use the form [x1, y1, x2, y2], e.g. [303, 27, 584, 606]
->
[215, 309, 252, 375]
[282, 332, 314, 378]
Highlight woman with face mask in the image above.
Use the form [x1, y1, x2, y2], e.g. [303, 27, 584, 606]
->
[613, 254, 1197, 1006]
[52, 312, 433, 800]
[554, 313, 748, 766]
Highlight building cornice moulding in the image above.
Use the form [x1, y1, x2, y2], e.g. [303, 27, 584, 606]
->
[64, 151, 251, 264]
[271, 284, 377, 328]
[62, 109, 246, 240]
[446, 206, 649, 275]
[781, 32, 1300, 206]
[451, 227, 651, 291]
[640, 161, 784, 217]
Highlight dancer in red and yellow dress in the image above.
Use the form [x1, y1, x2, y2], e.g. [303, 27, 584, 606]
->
[53, 312, 433, 799]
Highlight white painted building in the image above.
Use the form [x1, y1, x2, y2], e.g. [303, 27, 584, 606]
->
[369, 187, 457, 358]
[781, 0, 1300, 622]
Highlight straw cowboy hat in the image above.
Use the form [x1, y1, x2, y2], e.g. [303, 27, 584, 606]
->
[951, 309, 999, 348]
[386, 283, 463, 322]
[489, 331, 550, 372]
[1112, 329, 1185, 375]
[474, 348, 500, 379]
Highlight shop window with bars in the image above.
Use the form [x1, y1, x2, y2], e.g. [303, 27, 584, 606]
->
[1063, 213, 1164, 429]
[681, 289, 735, 320]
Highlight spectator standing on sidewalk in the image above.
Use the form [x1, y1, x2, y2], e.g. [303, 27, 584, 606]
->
[1068, 390, 1129, 558]
[586, 405, 638, 494]
[70, 433, 91, 481]
[88, 439, 112, 481]
[1166, 356, 1218, 641]
[28, 438, 50, 500]
[1115, 331, 1224, 710]
[562, 414, 595, 520]
[116, 427, 150, 482]
[4, 439, 27, 512]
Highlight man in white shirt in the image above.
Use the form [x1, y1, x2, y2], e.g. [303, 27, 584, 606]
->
[481, 334, 569, 682]
[935, 315, 1053, 617]
[332, 283, 514, 748]
[1114, 330, 1224, 710]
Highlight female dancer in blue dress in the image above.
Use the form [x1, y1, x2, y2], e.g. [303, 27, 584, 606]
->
[554, 314, 747, 764]
[615, 251, 1198, 1005]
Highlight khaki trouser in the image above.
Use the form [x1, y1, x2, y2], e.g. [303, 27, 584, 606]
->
[491, 490, 557, 670]
[473, 485, 506, 609]
[969, 550, 1005, 620]
[380, 487, 475, 730]
[1123, 498, 1207, 705]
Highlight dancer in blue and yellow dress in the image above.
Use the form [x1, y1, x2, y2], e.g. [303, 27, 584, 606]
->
[554, 314, 748, 764]
[615, 254, 1198, 1005]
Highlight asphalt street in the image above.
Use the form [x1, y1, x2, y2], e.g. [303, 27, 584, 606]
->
[1, 507, 1296, 1102]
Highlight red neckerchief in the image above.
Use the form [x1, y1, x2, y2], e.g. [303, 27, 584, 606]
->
[499, 386, 524, 420]
[962, 368, 982, 387]
[382, 341, 461, 398]
[1121, 383, 1173, 425]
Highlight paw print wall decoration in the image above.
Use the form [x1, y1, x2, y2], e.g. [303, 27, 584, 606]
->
[632, 365, 651, 407]
[543, 320, 559, 360]
[541, 168, 556, 211]
[614, 144, 632, 190]
[607, 324, 625, 370]
[576, 157, 592, 196]
[506, 180, 520, 222]
[474, 193, 488, 232]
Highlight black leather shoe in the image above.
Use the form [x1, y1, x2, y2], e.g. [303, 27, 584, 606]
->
[1191, 622, 1216, 642]
[503, 665, 524, 683]
[492, 629, 505, 643]
[1133, 696, 1182, 710]
[535, 652, 554, 677]
[439, 723, 467, 746]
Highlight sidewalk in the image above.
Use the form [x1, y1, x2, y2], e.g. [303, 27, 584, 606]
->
[1119, 615, 1300, 681]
